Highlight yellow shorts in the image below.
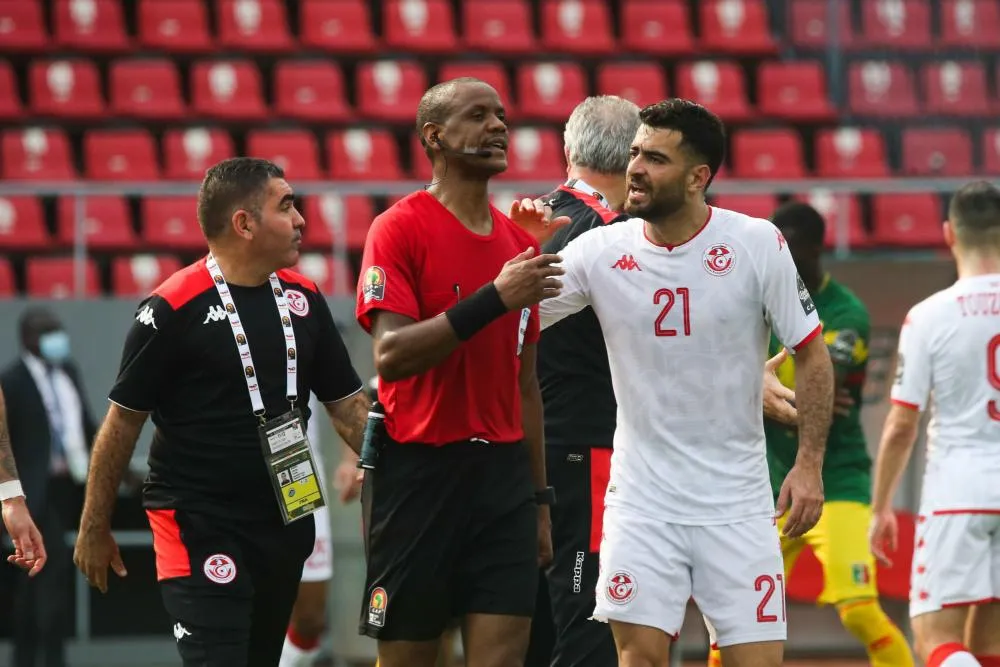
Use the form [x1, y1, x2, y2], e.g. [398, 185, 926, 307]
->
[778, 500, 879, 605]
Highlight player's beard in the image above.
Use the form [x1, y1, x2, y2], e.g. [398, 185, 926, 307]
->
[625, 177, 686, 222]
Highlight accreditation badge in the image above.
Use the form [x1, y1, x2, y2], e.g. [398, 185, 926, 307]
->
[258, 409, 327, 524]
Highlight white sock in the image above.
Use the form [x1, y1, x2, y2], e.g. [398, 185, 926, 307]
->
[278, 634, 320, 667]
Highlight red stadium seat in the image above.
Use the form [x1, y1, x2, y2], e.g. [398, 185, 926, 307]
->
[356, 60, 427, 123]
[29, 59, 104, 118]
[83, 129, 159, 181]
[871, 194, 944, 248]
[273, 61, 351, 123]
[757, 61, 835, 122]
[163, 128, 235, 180]
[56, 195, 136, 250]
[462, 0, 536, 55]
[53, 0, 128, 52]
[295, 253, 352, 295]
[112, 255, 183, 297]
[0, 60, 23, 120]
[858, 0, 932, 50]
[922, 61, 990, 117]
[596, 62, 668, 109]
[245, 130, 322, 181]
[141, 196, 204, 250]
[620, 0, 695, 56]
[792, 191, 869, 249]
[540, 0, 614, 55]
[731, 129, 805, 179]
[516, 62, 588, 122]
[0, 196, 49, 250]
[190, 60, 267, 120]
[497, 127, 565, 181]
[137, 0, 213, 53]
[788, 0, 853, 49]
[26, 257, 101, 298]
[901, 128, 973, 177]
[847, 61, 918, 117]
[301, 194, 375, 251]
[0, 259, 14, 298]
[814, 127, 889, 178]
[940, 0, 1000, 49]
[0, 0, 47, 52]
[216, 0, 294, 53]
[109, 59, 186, 120]
[299, 0, 377, 53]
[328, 129, 404, 181]
[1, 128, 76, 180]
[699, 0, 776, 55]
[438, 61, 514, 114]
[675, 61, 752, 122]
[710, 194, 778, 219]
[982, 128, 1000, 174]
[383, 0, 457, 53]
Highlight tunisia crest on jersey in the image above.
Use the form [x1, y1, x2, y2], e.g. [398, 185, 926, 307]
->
[703, 243, 735, 276]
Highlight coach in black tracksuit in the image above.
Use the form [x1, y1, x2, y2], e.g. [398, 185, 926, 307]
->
[524, 96, 640, 667]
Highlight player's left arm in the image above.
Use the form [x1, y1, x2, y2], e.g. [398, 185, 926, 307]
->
[519, 340, 553, 567]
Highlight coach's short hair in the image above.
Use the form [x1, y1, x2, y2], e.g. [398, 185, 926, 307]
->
[639, 99, 726, 187]
[415, 77, 489, 157]
[564, 96, 641, 175]
[949, 180, 1000, 247]
[771, 201, 826, 247]
[197, 157, 285, 239]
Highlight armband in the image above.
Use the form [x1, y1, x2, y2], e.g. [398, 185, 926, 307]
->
[445, 283, 508, 341]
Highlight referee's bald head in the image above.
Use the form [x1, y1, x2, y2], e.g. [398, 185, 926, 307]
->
[415, 77, 493, 154]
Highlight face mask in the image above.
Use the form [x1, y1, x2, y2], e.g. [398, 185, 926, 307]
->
[39, 331, 71, 364]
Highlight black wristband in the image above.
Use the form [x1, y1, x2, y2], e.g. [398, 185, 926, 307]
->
[445, 282, 508, 341]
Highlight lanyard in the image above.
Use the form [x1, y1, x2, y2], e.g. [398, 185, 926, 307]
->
[565, 178, 610, 210]
[205, 254, 298, 422]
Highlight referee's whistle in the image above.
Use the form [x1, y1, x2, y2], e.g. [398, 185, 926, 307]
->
[358, 401, 386, 471]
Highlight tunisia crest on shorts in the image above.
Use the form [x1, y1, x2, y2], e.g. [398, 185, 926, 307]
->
[203, 553, 237, 584]
[703, 243, 735, 276]
[606, 570, 637, 605]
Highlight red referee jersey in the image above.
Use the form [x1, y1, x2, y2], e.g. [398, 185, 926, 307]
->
[356, 191, 541, 445]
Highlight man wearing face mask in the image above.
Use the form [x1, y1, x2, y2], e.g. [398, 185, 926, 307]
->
[0, 307, 99, 667]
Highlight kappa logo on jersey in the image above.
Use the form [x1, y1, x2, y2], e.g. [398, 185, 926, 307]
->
[363, 266, 386, 303]
[611, 254, 642, 271]
[703, 243, 735, 276]
[368, 587, 388, 628]
[203, 554, 236, 584]
[203, 305, 227, 324]
[136, 305, 157, 329]
[573, 551, 585, 593]
[796, 275, 817, 315]
[606, 570, 637, 605]
[285, 289, 310, 317]
[173, 622, 191, 642]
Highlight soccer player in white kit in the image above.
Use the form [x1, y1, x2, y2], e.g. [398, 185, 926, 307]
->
[537, 99, 834, 667]
[869, 181, 1000, 667]
[280, 394, 364, 667]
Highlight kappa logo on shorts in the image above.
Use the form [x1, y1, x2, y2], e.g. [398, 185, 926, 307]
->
[606, 570, 637, 605]
[703, 243, 735, 276]
[285, 289, 310, 317]
[203, 554, 237, 584]
[363, 266, 386, 303]
[368, 586, 388, 628]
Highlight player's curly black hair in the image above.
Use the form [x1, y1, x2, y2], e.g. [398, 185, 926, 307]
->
[638, 99, 726, 187]
[770, 201, 826, 247]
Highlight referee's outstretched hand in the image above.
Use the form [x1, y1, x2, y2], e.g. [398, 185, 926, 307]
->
[494, 247, 564, 310]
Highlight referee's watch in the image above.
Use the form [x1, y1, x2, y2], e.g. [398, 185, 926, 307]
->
[534, 486, 556, 506]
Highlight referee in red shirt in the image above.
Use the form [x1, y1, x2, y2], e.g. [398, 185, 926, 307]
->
[355, 77, 562, 667]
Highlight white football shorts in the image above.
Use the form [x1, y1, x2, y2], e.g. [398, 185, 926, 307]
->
[592, 505, 787, 648]
[910, 511, 1000, 618]
[301, 506, 333, 583]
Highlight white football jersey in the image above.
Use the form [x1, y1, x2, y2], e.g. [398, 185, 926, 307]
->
[891, 274, 1000, 511]
[540, 207, 821, 524]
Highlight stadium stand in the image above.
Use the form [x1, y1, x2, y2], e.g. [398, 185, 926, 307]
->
[0, 0, 990, 305]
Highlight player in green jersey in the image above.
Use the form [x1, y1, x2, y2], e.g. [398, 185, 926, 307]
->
[708, 202, 913, 667]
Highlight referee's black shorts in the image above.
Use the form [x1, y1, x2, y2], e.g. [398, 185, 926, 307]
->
[146, 508, 314, 667]
[359, 438, 539, 641]
[537, 445, 617, 667]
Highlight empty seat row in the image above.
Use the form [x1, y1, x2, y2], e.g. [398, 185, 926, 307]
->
[0, 253, 351, 299]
